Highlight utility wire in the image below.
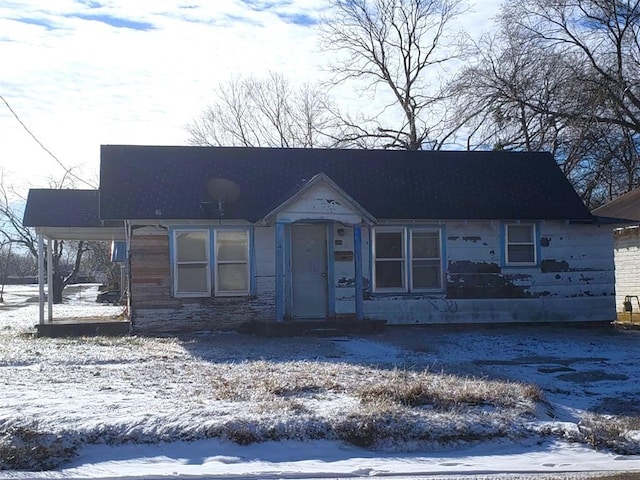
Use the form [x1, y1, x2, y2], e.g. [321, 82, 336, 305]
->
[0, 94, 97, 189]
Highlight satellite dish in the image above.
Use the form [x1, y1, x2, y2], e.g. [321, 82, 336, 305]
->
[205, 178, 240, 218]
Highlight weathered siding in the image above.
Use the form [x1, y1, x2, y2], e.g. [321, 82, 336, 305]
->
[129, 219, 615, 333]
[363, 221, 615, 324]
[130, 225, 276, 334]
[613, 226, 640, 321]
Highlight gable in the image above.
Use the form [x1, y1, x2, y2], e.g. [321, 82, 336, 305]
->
[262, 173, 375, 225]
[99, 146, 594, 222]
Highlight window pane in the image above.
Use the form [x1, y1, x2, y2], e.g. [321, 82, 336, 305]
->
[375, 260, 403, 289]
[177, 264, 208, 293]
[218, 263, 248, 292]
[508, 245, 534, 263]
[176, 231, 208, 262]
[508, 225, 533, 243]
[412, 231, 439, 258]
[217, 231, 248, 261]
[412, 261, 441, 289]
[376, 232, 403, 258]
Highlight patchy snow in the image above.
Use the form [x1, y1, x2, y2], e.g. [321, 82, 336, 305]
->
[1, 284, 640, 478]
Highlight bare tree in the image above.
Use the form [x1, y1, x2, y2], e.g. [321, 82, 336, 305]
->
[447, 0, 640, 206]
[499, 0, 640, 136]
[320, 0, 467, 150]
[0, 174, 90, 304]
[187, 72, 348, 148]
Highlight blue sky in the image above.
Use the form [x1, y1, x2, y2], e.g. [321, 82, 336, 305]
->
[0, 0, 501, 192]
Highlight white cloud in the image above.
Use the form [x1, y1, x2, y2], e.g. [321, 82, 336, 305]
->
[0, 0, 500, 193]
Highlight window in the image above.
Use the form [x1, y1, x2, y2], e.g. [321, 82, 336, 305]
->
[411, 230, 442, 290]
[505, 224, 537, 265]
[215, 230, 249, 295]
[373, 228, 442, 292]
[374, 230, 405, 290]
[174, 230, 211, 296]
[172, 228, 250, 297]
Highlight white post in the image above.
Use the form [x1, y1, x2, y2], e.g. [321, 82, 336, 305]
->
[47, 238, 53, 322]
[37, 233, 45, 325]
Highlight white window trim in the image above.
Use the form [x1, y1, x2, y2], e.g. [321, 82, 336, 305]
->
[372, 227, 444, 293]
[409, 229, 443, 292]
[505, 223, 538, 266]
[173, 229, 212, 298]
[372, 227, 407, 292]
[214, 229, 250, 297]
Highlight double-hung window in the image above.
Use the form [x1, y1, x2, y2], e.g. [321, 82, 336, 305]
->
[373, 228, 442, 292]
[215, 230, 249, 295]
[374, 230, 406, 290]
[411, 230, 442, 290]
[505, 224, 537, 265]
[173, 228, 250, 297]
[174, 230, 211, 297]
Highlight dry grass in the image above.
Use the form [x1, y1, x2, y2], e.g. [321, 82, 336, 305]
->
[577, 414, 640, 454]
[356, 368, 543, 412]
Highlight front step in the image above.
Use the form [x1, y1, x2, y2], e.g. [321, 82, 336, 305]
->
[36, 321, 131, 338]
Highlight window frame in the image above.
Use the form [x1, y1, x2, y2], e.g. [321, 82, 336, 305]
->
[172, 229, 212, 298]
[409, 229, 443, 292]
[372, 227, 444, 294]
[504, 223, 538, 266]
[214, 229, 250, 297]
[372, 227, 407, 292]
[170, 227, 252, 298]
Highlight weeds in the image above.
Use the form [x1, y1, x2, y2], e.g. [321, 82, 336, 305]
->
[577, 414, 640, 454]
[0, 424, 77, 470]
[357, 369, 542, 414]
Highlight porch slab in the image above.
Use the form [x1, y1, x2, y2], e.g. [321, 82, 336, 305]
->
[237, 319, 386, 337]
[36, 321, 131, 337]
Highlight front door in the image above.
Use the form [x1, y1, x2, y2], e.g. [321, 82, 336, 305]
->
[291, 224, 327, 318]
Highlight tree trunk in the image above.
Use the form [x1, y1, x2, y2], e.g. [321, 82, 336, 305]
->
[52, 273, 64, 304]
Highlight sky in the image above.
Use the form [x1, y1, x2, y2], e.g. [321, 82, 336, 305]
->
[0, 0, 502, 195]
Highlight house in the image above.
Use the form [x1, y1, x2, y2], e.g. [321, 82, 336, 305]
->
[24, 146, 616, 334]
[593, 188, 640, 322]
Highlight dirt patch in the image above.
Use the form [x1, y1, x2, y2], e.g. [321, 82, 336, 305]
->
[593, 396, 640, 416]
[475, 355, 608, 366]
[556, 370, 629, 383]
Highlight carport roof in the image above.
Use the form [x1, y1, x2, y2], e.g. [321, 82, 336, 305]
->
[22, 189, 124, 240]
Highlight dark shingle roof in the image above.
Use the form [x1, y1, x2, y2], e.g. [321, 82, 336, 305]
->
[99, 145, 594, 222]
[592, 187, 640, 222]
[23, 189, 102, 227]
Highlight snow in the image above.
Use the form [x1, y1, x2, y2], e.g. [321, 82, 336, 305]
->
[1, 284, 640, 478]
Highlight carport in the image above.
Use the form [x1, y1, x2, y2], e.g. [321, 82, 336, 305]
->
[22, 189, 129, 336]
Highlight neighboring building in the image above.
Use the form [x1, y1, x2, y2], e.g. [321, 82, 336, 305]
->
[593, 188, 640, 322]
[24, 146, 616, 334]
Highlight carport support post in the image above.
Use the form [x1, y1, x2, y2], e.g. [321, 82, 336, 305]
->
[47, 236, 53, 322]
[37, 233, 45, 325]
[354, 225, 364, 321]
[275, 222, 285, 322]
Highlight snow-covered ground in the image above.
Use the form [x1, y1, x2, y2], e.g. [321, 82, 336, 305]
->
[1, 284, 640, 479]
